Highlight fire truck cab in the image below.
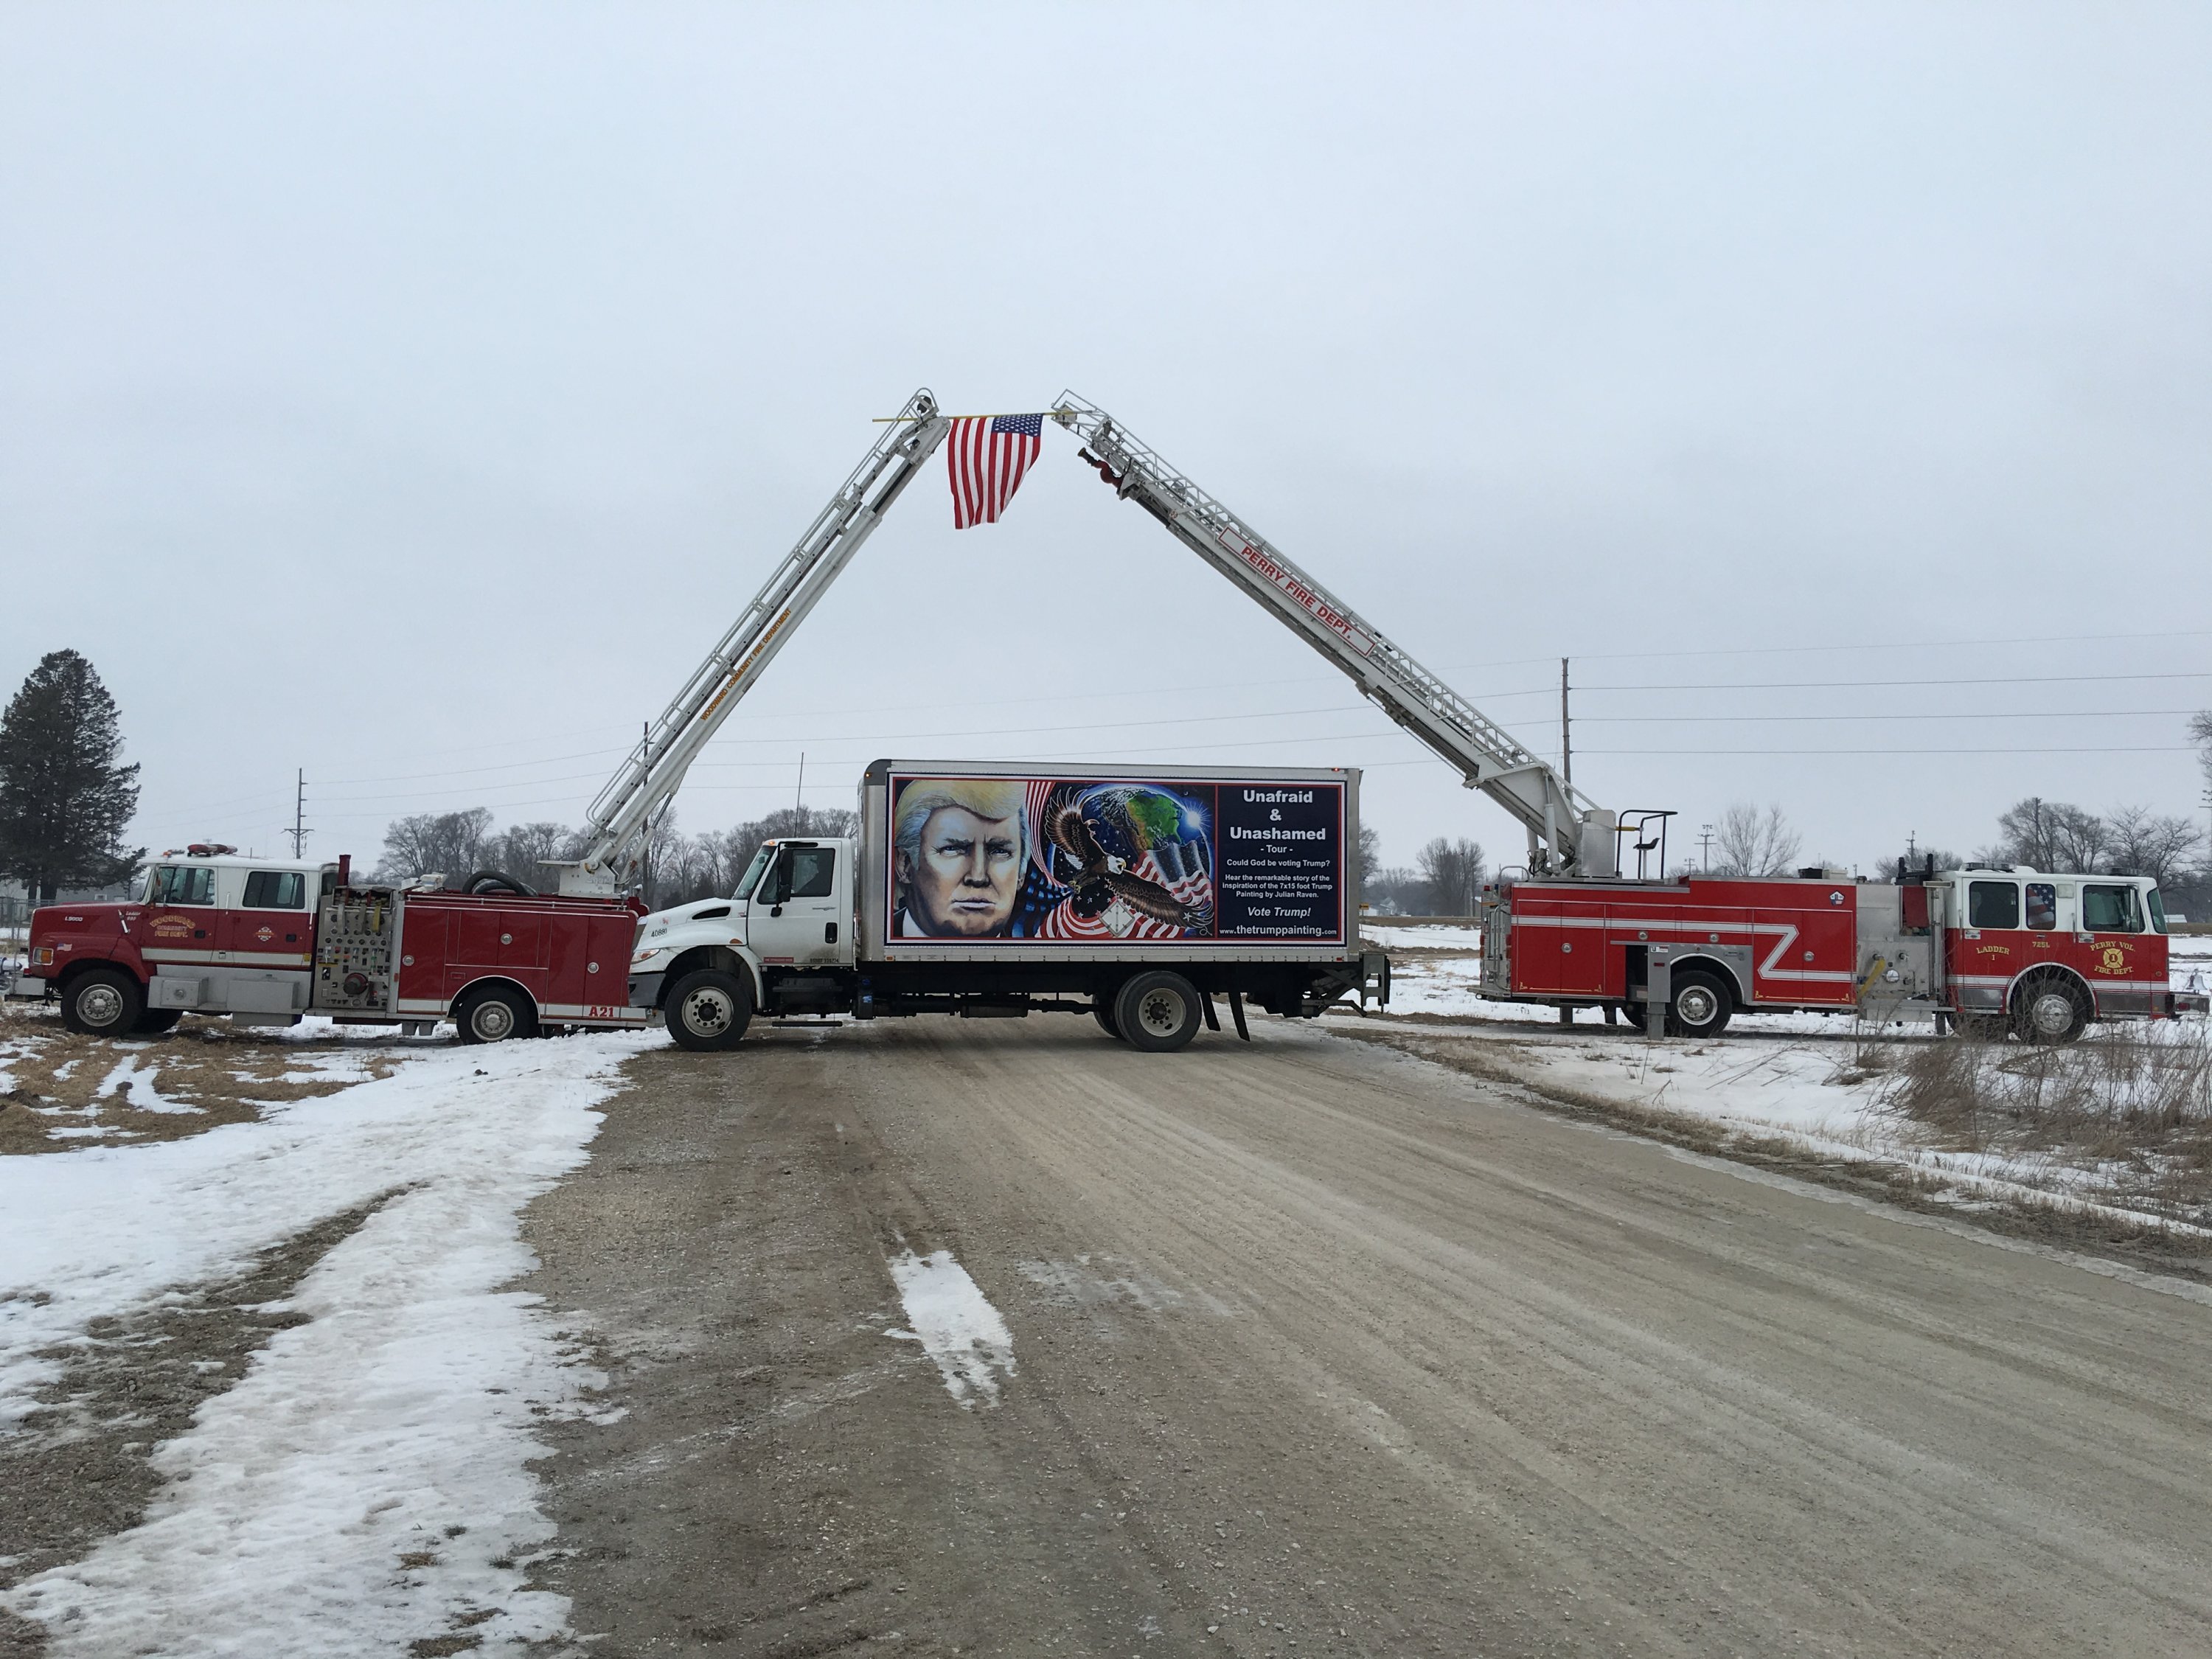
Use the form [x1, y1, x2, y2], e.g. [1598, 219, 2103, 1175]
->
[1933, 866, 2178, 1038]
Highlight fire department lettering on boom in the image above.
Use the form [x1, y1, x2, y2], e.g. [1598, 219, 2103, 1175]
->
[1180, 513, 1374, 657]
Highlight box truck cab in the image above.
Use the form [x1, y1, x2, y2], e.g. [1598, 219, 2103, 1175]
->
[625, 762, 1390, 1054]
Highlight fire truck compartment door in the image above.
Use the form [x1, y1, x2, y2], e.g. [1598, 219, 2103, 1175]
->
[150, 975, 205, 1009]
[745, 845, 848, 967]
[220, 975, 304, 1014]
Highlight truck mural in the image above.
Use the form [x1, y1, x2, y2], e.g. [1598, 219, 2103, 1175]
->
[884, 773, 1344, 945]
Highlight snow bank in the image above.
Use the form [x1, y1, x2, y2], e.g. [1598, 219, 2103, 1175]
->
[1, 1030, 657, 1657]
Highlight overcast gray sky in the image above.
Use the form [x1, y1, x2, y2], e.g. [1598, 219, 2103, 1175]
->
[7, 2, 2209, 877]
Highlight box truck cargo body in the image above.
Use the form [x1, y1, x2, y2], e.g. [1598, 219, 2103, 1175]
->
[625, 761, 1389, 1051]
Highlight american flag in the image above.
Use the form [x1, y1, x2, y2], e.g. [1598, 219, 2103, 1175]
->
[947, 413, 1044, 529]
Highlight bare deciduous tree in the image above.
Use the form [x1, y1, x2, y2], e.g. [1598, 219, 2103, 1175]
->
[1416, 836, 1485, 915]
[378, 808, 493, 880]
[1710, 803, 1801, 877]
[2104, 804, 2204, 888]
[1993, 797, 2109, 871]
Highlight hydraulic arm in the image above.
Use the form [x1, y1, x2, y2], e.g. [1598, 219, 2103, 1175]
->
[1048, 394, 1612, 874]
[558, 389, 953, 894]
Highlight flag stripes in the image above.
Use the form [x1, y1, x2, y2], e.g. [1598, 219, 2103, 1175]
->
[947, 414, 1044, 528]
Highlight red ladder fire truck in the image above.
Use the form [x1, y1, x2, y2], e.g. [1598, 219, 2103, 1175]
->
[1042, 397, 2197, 1045]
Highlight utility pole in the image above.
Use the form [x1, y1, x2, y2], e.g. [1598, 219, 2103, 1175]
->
[1559, 658, 1571, 789]
[1699, 822, 1714, 873]
[283, 769, 310, 857]
[796, 751, 806, 816]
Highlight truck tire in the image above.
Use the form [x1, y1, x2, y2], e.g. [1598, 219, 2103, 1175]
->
[1093, 1001, 1124, 1040]
[132, 1008, 184, 1036]
[454, 983, 537, 1044]
[1665, 970, 1732, 1039]
[61, 968, 145, 1037]
[666, 968, 752, 1052]
[1113, 971, 1203, 1054]
[2013, 975, 2087, 1045]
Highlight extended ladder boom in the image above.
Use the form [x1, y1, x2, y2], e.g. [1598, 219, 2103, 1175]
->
[560, 389, 953, 893]
[1048, 394, 1612, 874]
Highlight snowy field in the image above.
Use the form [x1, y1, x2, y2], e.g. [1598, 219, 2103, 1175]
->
[0, 1012, 652, 1657]
[1338, 930, 2212, 1234]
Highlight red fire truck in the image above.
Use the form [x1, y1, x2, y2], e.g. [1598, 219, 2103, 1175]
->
[10, 846, 647, 1042]
[1480, 859, 2192, 1042]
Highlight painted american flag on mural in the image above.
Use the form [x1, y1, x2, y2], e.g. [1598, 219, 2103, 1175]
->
[947, 413, 1044, 529]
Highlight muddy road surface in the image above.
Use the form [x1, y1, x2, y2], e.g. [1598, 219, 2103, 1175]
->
[521, 1020, 2212, 1658]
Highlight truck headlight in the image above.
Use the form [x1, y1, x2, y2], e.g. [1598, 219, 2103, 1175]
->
[630, 947, 671, 967]
[32, 947, 52, 966]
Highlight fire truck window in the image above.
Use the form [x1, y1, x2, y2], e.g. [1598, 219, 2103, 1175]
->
[2082, 884, 2143, 933]
[1967, 880, 2019, 930]
[2024, 883, 2057, 931]
[153, 866, 217, 906]
[2149, 888, 2168, 935]
[243, 871, 307, 909]
[787, 847, 835, 900]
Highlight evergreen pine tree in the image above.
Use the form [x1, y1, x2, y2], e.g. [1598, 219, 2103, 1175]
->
[0, 650, 144, 905]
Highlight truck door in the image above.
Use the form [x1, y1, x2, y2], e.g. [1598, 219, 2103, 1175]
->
[2078, 881, 2150, 1015]
[1955, 877, 2023, 1015]
[142, 862, 220, 975]
[745, 843, 845, 967]
[227, 869, 315, 973]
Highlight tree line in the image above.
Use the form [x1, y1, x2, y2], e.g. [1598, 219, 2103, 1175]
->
[375, 804, 857, 910]
[6, 645, 2212, 922]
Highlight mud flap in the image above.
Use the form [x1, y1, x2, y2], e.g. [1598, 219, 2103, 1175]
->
[1228, 989, 1251, 1041]
[1201, 994, 1221, 1032]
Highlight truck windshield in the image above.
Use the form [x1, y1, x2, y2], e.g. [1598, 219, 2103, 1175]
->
[733, 845, 773, 901]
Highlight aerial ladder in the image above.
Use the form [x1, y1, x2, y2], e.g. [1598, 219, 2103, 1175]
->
[1046, 394, 1614, 875]
[558, 386, 1610, 896]
[554, 389, 952, 894]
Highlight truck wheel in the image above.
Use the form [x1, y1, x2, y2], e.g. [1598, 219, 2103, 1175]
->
[132, 1008, 184, 1036]
[1665, 970, 1732, 1038]
[2014, 976, 2087, 1045]
[455, 984, 536, 1044]
[62, 969, 145, 1037]
[1114, 971, 1203, 1053]
[667, 968, 753, 1051]
[1093, 1000, 1124, 1040]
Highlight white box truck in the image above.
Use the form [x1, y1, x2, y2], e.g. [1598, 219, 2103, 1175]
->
[625, 761, 1389, 1052]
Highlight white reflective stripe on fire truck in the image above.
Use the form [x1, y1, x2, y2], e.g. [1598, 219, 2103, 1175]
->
[1952, 973, 2170, 992]
[142, 947, 313, 969]
[1507, 914, 1856, 983]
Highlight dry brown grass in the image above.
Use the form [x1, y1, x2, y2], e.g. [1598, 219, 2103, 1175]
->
[1878, 1021, 2212, 1227]
[0, 1001, 406, 1155]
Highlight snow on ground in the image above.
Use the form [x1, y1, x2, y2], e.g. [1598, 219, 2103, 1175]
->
[1, 1028, 658, 1657]
[886, 1248, 1017, 1408]
[1341, 935, 2212, 1234]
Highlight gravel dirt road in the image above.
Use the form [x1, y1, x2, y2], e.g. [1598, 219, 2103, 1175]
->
[521, 1019, 2212, 1658]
